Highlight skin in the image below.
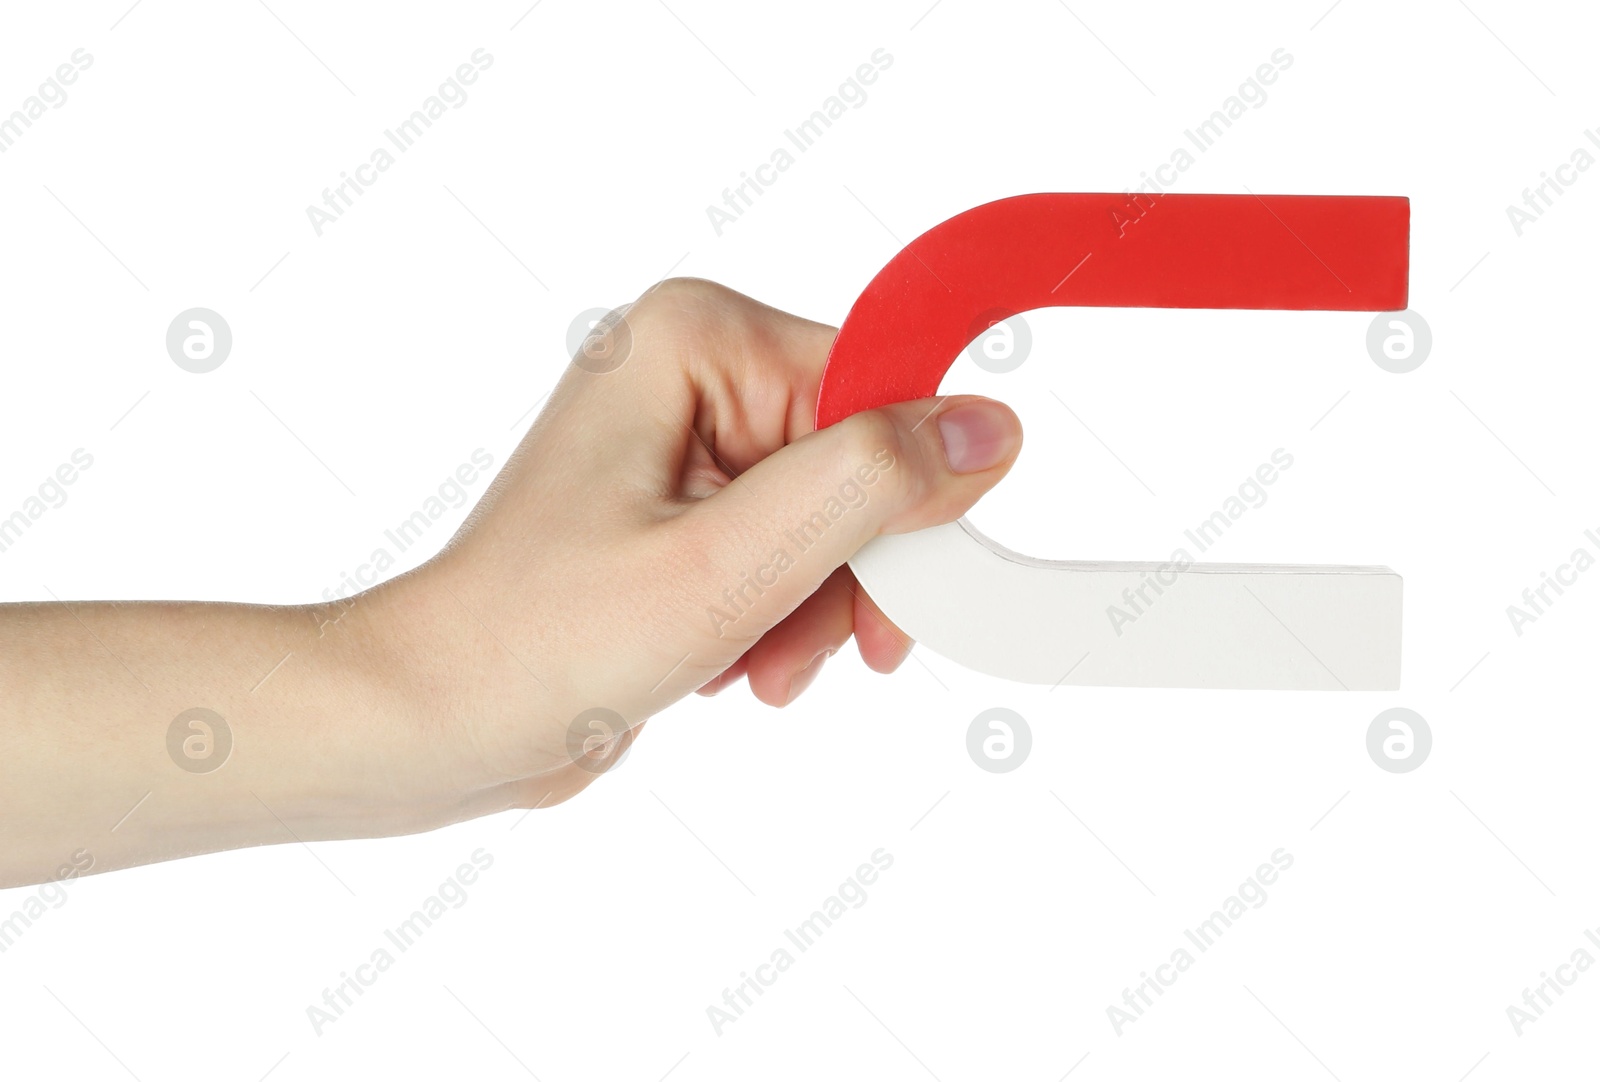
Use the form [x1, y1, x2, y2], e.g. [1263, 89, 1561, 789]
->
[0, 278, 1022, 888]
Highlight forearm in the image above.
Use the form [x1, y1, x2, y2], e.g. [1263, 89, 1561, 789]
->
[0, 576, 491, 887]
[0, 279, 1017, 887]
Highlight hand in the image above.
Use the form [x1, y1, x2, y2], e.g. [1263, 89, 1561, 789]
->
[0, 277, 1021, 885]
[401, 277, 1023, 811]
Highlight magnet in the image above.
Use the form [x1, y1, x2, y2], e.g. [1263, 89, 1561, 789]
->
[816, 193, 1408, 690]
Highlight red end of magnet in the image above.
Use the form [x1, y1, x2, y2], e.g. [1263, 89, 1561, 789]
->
[816, 193, 1410, 428]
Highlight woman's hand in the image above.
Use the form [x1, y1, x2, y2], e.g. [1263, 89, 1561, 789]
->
[398, 277, 1023, 812]
[0, 277, 1020, 886]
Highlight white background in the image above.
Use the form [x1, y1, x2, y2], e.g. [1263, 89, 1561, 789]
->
[2, 0, 1596, 1078]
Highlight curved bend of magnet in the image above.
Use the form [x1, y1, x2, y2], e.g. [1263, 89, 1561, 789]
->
[815, 192, 1409, 690]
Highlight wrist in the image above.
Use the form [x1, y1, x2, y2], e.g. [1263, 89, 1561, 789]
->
[364, 555, 568, 799]
[295, 576, 496, 832]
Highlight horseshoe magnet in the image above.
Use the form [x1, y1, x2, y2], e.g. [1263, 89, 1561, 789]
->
[815, 192, 1409, 690]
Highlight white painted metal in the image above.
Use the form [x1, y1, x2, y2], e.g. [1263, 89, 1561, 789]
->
[852, 519, 1401, 689]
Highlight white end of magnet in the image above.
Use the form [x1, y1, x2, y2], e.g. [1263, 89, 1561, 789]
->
[852, 520, 1401, 690]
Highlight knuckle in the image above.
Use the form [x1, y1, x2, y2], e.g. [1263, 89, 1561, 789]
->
[840, 409, 897, 460]
[837, 410, 915, 501]
[623, 278, 740, 358]
[632, 276, 730, 319]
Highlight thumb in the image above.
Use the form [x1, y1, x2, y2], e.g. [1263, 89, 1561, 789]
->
[678, 395, 1022, 646]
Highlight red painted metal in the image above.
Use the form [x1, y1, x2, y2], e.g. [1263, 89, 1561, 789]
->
[816, 192, 1410, 428]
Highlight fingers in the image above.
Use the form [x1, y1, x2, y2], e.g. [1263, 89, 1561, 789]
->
[745, 567, 912, 702]
[695, 568, 911, 703]
[848, 578, 913, 673]
[696, 652, 749, 696]
[743, 567, 856, 706]
[675, 393, 1022, 653]
[521, 279, 837, 519]
[617, 279, 838, 471]
[630, 278, 838, 402]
